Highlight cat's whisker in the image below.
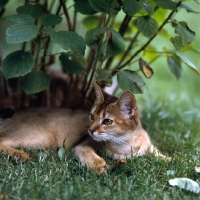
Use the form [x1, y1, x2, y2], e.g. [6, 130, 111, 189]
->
[107, 134, 129, 145]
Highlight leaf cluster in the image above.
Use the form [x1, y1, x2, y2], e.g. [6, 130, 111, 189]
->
[0, 0, 199, 97]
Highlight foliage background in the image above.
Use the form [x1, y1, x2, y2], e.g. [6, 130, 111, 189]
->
[0, 0, 200, 110]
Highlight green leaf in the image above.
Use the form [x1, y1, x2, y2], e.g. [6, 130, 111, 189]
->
[117, 70, 145, 94]
[49, 31, 86, 55]
[85, 27, 107, 48]
[137, 16, 158, 37]
[176, 22, 196, 46]
[153, 0, 176, 11]
[180, 3, 199, 13]
[142, 2, 154, 15]
[19, 70, 51, 94]
[96, 70, 112, 86]
[74, 0, 97, 15]
[0, 0, 8, 8]
[2, 50, 34, 80]
[59, 51, 87, 74]
[6, 23, 38, 44]
[58, 147, 66, 161]
[17, 4, 43, 18]
[122, 0, 142, 16]
[42, 27, 56, 35]
[176, 53, 200, 75]
[170, 36, 183, 50]
[5, 14, 35, 23]
[85, 27, 126, 60]
[88, 0, 122, 16]
[167, 56, 182, 79]
[171, 21, 196, 50]
[42, 14, 62, 26]
[195, 0, 200, 3]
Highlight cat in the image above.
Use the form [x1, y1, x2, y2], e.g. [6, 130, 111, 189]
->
[0, 83, 165, 174]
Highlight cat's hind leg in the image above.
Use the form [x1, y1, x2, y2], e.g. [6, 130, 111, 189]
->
[0, 143, 31, 160]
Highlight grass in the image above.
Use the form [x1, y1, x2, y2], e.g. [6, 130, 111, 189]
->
[0, 92, 200, 200]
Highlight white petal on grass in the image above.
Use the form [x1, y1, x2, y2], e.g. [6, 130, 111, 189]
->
[169, 178, 200, 193]
[195, 166, 200, 173]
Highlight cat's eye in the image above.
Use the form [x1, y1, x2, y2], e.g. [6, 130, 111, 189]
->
[89, 113, 94, 121]
[102, 119, 113, 125]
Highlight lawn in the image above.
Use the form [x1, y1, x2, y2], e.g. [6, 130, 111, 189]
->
[1, 0, 200, 199]
[1, 70, 200, 200]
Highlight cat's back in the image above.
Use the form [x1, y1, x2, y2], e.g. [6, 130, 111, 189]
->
[0, 108, 89, 148]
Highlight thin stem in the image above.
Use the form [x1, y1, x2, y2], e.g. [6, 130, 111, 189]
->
[84, 58, 99, 93]
[115, 31, 140, 69]
[119, 14, 132, 36]
[73, 10, 77, 31]
[104, 14, 132, 70]
[104, 0, 118, 27]
[59, 0, 73, 31]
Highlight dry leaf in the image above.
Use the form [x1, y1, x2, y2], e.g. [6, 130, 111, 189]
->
[139, 58, 154, 78]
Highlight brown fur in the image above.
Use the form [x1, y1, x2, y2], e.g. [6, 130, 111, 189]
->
[0, 83, 165, 174]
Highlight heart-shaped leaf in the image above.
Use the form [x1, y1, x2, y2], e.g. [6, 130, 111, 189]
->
[142, 2, 154, 15]
[49, 31, 86, 55]
[96, 70, 112, 86]
[59, 51, 87, 74]
[5, 14, 35, 23]
[17, 4, 43, 18]
[167, 56, 182, 79]
[74, 0, 97, 15]
[42, 14, 62, 26]
[6, 23, 38, 44]
[153, 0, 176, 11]
[117, 70, 145, 94]
[19, 70, 51, 94]
[137, 16, 158, 37]
[88, 0, 121, 16]
[2, 50, 34, 79]
[85, 27, 126, 60]
[122, 0, 142, 16]
[171, 21, 195, 50]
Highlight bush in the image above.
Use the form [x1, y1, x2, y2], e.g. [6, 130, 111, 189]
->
[0, 0, 199, 109]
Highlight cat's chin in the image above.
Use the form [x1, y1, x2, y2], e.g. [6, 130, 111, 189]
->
[89, 132, 107, 142]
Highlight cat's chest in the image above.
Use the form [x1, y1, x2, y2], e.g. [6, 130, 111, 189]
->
[105, 143, 133, 160]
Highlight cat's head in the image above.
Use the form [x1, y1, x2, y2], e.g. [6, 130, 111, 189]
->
[88, 83, 141, 144]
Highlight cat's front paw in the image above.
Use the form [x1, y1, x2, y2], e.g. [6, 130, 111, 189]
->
[89, 157, 107, 174]
[14, 151, 32, 161]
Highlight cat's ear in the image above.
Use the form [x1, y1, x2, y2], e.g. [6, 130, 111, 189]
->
[117, 91, 137, 119]
[94, 82, 111, 103]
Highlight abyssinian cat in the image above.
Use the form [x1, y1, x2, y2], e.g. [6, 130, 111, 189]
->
[0, 83, 165, 173]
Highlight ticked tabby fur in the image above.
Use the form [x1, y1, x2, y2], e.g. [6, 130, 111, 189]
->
[0, 84, 165, 173]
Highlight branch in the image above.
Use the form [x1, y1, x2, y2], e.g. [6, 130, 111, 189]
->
[59, 0, 73, 31]
[113, 1, 182, 75]
[104, 15, 132, 70]
[119, 14, 132, 36]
